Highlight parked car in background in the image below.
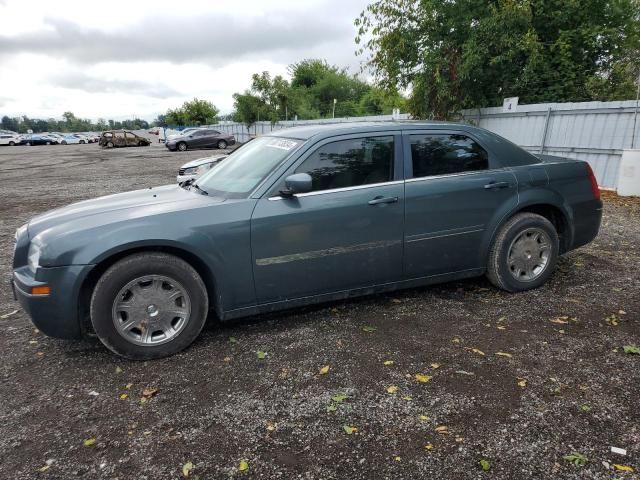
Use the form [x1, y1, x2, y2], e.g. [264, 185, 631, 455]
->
[72, 134, 91, 144]
[99, 130, 151, 148]
[0, 133, 21, 146]
[11, 122, 603, 359]
[19, 134, 58, 146]
[60, 134, 82, 145]
[165, 129, 235, 151]
[176, 155, 227, 184]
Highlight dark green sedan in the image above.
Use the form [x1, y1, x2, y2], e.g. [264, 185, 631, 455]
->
[12, 122, 602, 359]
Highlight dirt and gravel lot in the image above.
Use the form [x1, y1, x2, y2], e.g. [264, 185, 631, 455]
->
[0, 140, 638, 479]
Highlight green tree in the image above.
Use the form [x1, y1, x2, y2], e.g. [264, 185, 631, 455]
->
[356, 0, 640, 119]
[232, 92, 267, 128]
[164, 98, 219, 126]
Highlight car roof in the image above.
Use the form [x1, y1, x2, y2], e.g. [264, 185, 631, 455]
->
[267, 121, 472, 140]
[268, 120, 540, 167]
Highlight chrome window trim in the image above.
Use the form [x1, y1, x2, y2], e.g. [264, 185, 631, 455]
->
[268, 180, 405, 201]
[405, 167, 508, 183]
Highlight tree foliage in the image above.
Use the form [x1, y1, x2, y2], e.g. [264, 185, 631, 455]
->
[231, 58, 406, 126]
[356, 0, 640, 119]
[163, 98, 219, 126]
[1, 113, 148, 133]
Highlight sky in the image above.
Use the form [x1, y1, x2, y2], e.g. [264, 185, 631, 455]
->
[0, 0, 371, 121]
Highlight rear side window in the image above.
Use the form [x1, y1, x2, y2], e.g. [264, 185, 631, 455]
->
[295, 136, 394, 191]
[410, 134, 488, 178]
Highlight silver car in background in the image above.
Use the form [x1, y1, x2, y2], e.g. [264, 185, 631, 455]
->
[176, 155, 227, 184]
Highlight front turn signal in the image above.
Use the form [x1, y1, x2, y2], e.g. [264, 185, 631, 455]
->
[31, 286, 51, 296]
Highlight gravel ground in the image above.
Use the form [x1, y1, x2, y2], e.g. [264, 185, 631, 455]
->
[0, 141, 638, 479]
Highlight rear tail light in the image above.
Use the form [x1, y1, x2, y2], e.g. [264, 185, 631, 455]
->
[586, 163, 600, 200]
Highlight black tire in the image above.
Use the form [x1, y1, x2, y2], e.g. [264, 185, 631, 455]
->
[25, 142, 31, 146]
[90, 253, 209, 360]
[8, 141, 14, 146]
[487, 212, 559, 292]
[106, 141, 114, 148]
[217, 140, 227, 149]
[177, 142, 187, 152]
[61, 140, 67, 145]
[45, 141, 51, 145]
[80, 140, 85, 144]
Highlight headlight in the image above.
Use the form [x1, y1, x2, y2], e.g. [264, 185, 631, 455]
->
[28, 237, 43, 273]
[15, 224, 27, 241]
[182, 166, 198, 175]
[195, 163, 214, 175]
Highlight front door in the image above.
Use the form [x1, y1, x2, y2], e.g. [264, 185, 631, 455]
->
[251, 134, 405, 304]
[403, 131, 518, 278]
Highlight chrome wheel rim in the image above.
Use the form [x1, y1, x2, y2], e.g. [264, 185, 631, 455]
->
[507, 228, 552, 282]
[112, 275, 191, 346]
[178, 143, 186, 151]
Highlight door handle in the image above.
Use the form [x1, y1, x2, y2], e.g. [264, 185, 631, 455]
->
[484, 181, 511, 190]
[368, 196, 398, 205]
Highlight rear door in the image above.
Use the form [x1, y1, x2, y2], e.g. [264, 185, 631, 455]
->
[403, 130, 518, 278]
[251, 133, 405, 304]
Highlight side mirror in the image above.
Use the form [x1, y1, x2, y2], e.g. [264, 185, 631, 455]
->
[280, 173, 312, 197]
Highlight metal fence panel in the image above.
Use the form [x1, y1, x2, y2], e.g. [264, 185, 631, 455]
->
[462, 100, 639, 188]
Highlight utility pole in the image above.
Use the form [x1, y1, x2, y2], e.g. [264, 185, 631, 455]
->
[332, 98, 337, 119]
[632, 72, 640, 149]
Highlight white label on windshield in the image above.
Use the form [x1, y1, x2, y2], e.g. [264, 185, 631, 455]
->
[265, 139, 298, 151]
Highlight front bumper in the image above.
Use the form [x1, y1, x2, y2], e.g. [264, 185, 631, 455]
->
[12, 264, 93, 339]
[165, 142, 177, 151]
[176, 173, 198, 184]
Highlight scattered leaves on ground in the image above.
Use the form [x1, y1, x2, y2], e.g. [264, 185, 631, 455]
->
[361, 325, 377, 333]
[495, 352, 513, 358]
[115, 366, 123, 374]
[83, 438, 96, 447]
[612, 464, 634, 472]
[0, 309, 18, 319]
[238, 460, 249, 472]
[326, 404, 337, 413]
[256, 351, 266, 359]
[623, 345, 640, 355]
[431, 363, 440, 369]
[332, 393, 348, 403]
[182, 461, 193, 477]
[383, 360, 394, 366]
[466, 347, 485, 356]
[415, 373, 433, 383]
[343, 425, 357, 435]
[563, 451, 587, 466]
[229, 337, 238, 344]
[479, 458, 491, 471]
[142, 387, 158, 398]
[517, 378, 527, 388]
[435, 425, 449, 434]
[119, 393, 128, 400]
[580, 404, 592, 413]
[386, 385, 398, 394]
[419, 415, 430, 422]
[319, 365, 330, 375]
[424, 443, 434, 450]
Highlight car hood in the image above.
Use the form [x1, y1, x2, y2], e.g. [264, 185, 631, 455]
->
[181, 155, 227, 169]
[28, 184, 221, 238]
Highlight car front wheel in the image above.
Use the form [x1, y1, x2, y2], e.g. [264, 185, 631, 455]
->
[8, 141, 14, 146]
[487, 212, 559, 292]
[217, 140, 227, 149]
[90, 253, 209, 360]
[177, 142, 188, 151]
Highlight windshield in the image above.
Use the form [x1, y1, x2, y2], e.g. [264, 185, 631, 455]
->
[197, 136, 301, 198]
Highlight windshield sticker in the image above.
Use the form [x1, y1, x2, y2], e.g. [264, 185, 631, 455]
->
[265, 139, 298, 151]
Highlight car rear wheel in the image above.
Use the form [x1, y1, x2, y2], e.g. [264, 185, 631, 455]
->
[106, 141, 114, 148]
[45, 141, 51, 145]
[80, 140, 85, 144]
[217, 140, 227, 149]
[487, 212, 559, 292]
[25, 142, 31, 146]
[177, 142, 188, 151]
[61, 140, 67, 145]
[90, 253, 209, 360]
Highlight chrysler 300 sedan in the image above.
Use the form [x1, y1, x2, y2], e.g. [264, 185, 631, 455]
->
[12, 122, 602, 359]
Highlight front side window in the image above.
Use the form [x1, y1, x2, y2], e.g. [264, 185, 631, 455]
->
[410, 134, 488, 178]
[295, 136, 394, 192]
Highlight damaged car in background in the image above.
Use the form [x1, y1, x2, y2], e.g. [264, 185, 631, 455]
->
[11, 122, 602, 360]
[99, 130, 151, 148]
